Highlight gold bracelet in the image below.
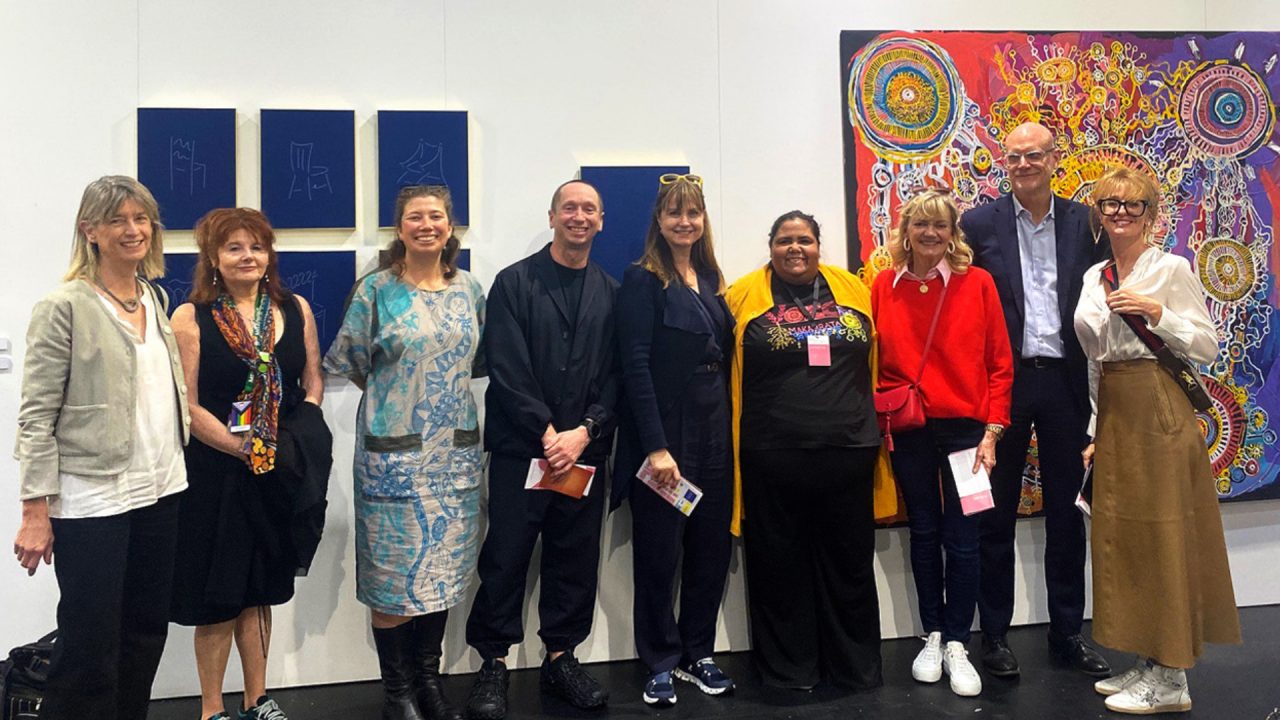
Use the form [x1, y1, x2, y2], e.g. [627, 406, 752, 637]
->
[985, 423, 1006, 440]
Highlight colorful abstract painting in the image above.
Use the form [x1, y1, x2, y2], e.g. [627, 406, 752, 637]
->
[840, 30, 1280, 504]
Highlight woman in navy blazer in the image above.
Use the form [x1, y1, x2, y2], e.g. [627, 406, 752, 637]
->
[616, 173, 735, 708]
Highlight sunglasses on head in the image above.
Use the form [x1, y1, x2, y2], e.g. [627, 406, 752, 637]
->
[659, 173, 703, 187]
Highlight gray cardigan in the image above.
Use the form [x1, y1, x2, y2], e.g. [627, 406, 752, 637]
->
[15, 279, 191, 500]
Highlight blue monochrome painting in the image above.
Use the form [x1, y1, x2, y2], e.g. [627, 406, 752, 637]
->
[137, 108, 236, 230]
[159, 250, 357, 353]
[579, 165, 690, 282]
[377, 110, 470, 227]
[260, 110, 356, 229]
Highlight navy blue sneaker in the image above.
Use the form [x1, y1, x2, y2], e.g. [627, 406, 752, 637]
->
[673, 657, 734, 695]
[643, 671, 677, 707]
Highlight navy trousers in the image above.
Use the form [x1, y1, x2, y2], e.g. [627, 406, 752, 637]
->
[630, 371, 733, 674]
[979, 363, 1088, 639]
[890, 419, 985, 644]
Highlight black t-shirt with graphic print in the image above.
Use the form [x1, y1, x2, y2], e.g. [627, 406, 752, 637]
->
[740, 273, 881, 450]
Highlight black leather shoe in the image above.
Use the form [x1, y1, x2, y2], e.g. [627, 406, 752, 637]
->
[540, 651, 608, 709]
[465, 659, 508, 720]
[981, 636, 1020, 678]
[1048, 632, 1111, 678]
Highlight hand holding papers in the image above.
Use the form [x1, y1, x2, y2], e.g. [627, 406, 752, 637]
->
[947, 447, 995, 516]
[525, 459, 595, 499]
[637, 457, 704, 516]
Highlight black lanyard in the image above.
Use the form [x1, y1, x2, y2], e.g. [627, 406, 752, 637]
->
[781, 275, 821, 322]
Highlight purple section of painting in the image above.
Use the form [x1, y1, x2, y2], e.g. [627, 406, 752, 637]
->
[840, 31, 1280, 501]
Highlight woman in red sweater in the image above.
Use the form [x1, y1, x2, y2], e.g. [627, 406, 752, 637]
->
[871, 189, 1013, 698]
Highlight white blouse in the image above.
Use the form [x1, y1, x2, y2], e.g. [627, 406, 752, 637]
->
[50, 288, 188, 519]
[1073, 247, 1219, 436]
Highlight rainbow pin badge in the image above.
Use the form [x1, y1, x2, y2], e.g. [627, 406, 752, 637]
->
[228, 400, 252, 433]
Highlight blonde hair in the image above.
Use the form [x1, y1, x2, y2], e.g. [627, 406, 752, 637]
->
[65, 176, 166, 281]
[888, 189, 973, 273]
[638, 176, 726, 293]
[1090, 167, 1161, 247]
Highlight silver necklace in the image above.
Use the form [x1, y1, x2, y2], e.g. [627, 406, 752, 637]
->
[97, 277, 141, 313]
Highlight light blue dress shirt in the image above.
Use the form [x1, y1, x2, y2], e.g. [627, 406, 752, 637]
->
[1013, 195, 1064, 358]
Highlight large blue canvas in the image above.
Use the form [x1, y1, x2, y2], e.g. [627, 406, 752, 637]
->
[377, 111, 470, 227]
[260, 110, 356, 229]
[158, 250, 357, 353]
[579, 165, 689, 282]
[137, 108, 236, 230]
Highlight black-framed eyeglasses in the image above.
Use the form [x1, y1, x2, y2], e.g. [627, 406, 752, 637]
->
[1097, 198, 1150, 217]
[1002, 149, 1054, 166]
[659, 173, 703, 187]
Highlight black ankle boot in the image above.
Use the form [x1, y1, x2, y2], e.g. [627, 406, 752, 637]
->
[373, 624, 428, 720]
[412, 613, 463, 720]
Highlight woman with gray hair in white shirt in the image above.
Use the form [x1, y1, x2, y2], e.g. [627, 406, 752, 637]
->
[12, 176, 190, 720]
[1074, 167, 1239, 716]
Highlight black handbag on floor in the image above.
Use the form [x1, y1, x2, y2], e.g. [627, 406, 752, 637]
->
[0, 630, 56, 720]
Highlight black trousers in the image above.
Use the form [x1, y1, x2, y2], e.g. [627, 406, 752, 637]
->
[465, 453, 606, 660]
[979, 363, 1088, 639]
[741, 447, 882, 690]
[42, 494, 181, 720]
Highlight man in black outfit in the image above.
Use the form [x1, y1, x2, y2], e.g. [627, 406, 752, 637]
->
[464, 180, 620, 719]
[961, 122, 1111, 680]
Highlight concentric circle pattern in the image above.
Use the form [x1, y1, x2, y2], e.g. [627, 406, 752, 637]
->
[849, 38, 965, 162]
[1201, 375, 1246, 480]
[1197, 237, 1256, 303]
[1177, 61, 1275, 158]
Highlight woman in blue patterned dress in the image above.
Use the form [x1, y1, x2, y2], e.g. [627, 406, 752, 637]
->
[325, 185, 484, 720]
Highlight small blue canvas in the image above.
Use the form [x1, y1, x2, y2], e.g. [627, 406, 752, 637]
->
[579, 165, 690, 282]
[260, 110, 356, 229]
[158, 250, 357, 353]
[137, 108, 236, 230]
[377, 111, 470, 227]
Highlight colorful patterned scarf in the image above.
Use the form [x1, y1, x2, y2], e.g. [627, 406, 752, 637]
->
[211, 291, 282, 474]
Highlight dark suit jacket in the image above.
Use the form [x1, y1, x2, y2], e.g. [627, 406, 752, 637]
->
[482, 243, 620, 465]
[612, 265, 734, 508]
[960, 194, 1111, 417]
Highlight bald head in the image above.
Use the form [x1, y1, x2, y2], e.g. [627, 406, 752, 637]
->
[1005, 122, 1054, 149]
[1002, 122, 1059, 206]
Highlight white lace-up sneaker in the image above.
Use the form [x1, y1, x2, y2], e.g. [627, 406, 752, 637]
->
[942, 641, 982, 697]
[1104, 663, 1191, 714]
[911, 632, 943, 683]
[1095, 658, 1151, 696]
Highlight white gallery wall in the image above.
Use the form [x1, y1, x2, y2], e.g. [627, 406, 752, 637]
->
[1, 0, 1278, 699]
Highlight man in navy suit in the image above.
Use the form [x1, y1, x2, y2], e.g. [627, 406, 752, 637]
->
[961, 122, 1111, 680]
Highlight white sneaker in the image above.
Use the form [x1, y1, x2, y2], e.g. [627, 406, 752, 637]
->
[1095, 658, 1151, 696]
[911, 632, 943, 683]
[941, 641, 982, 697]
[1104, 664, 1191, 714]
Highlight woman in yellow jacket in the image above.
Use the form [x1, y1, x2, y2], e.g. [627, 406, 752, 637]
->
[725, 210, 896, 692]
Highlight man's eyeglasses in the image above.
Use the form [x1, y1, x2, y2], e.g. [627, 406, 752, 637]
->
[659, 173, 703, 187]
[1002, 149, 1053, 166]
[1097, 198, 1150, 217]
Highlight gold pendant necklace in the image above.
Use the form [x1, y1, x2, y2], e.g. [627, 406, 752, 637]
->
[919, 283, 930, 294]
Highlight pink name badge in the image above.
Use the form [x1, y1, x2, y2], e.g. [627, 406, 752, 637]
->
[807, 334, 831, 367]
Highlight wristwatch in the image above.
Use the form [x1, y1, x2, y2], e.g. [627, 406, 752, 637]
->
[985, 423, 1006, 440]
[581, 417, 602, 441]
